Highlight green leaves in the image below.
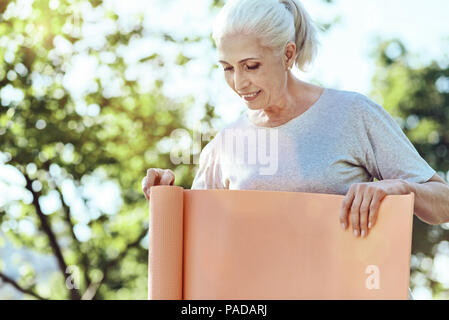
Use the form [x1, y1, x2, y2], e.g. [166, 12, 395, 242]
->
[175, 52, 192, 66]
[0, 0, 196, 299]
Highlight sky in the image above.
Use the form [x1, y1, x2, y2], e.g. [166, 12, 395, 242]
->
[1, 0, 449, 299]
[304, 0, 449, 93]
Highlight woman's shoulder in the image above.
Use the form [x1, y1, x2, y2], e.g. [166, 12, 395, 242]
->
[325, 87, 372, 104]
[324, 88, 383, 115]
[325, 88, 404, 137]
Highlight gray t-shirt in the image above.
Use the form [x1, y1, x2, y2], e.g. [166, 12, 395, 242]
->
[191, 88, 435, 194]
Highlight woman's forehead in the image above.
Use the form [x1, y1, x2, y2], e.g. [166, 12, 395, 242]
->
[218, 56, 263, 65]
[217, 34, 268, 63]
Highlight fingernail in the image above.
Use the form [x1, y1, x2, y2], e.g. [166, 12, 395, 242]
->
[341, 223, 346, 230]
[361, 230, 366, 238]
[368, 222, 372, 229]
[353, 230, 359, 237]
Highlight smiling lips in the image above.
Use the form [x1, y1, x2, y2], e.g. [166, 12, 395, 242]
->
[241, 90, 261, 101]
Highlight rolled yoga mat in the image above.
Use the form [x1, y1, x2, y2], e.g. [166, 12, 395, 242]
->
[148, 186, 414, 300]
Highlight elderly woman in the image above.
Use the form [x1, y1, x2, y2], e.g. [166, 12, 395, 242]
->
[143, 0, 449, 239]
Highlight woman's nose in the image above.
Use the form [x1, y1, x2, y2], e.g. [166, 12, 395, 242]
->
[234, 70, 250, 91]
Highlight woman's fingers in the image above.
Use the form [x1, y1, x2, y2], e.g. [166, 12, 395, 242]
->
[142, 168, 176, 201]
[340, 184, 365, 237]
[368, 190, 386, 230]
[160, 169, 175, 186]
[340, 183, 388, 238]
[143, 169, 160, 199]
[142, 176, 150, 200]
[339, 190, 354, 230]
[359, 192, 373, 238]
[350, 190, 363, 237]
[146, 168, 160, 186]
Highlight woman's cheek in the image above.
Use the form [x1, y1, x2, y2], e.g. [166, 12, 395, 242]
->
[224, 75, 233, 89]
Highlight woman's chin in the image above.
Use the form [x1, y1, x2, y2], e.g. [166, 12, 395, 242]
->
[245, 102, 263, 110]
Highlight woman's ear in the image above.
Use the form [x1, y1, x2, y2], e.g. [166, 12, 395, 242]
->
[284, 42, 296, 70]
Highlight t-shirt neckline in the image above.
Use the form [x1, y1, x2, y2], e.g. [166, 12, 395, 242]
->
[244, 87, 328, 129]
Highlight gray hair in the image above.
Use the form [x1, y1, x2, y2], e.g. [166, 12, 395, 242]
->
[212, 0, 319, 71]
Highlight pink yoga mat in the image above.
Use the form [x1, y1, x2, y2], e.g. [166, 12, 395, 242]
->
[148, 186, 414, 300]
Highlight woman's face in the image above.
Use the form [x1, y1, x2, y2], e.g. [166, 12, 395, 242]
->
[217, 33, 288, 110]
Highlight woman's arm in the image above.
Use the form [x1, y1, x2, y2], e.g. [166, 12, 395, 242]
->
[339, 173, 449, 238]
[406, 173, 449, 225]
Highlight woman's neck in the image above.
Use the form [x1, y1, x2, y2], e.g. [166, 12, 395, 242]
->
[247, 77, 324, 128]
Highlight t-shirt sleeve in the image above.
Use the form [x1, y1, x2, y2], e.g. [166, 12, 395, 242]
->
[191, 136, 226, 190]
[354, 94, 436, 183]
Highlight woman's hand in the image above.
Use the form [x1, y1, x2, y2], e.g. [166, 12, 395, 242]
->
[339, 179, 410, 238]
[142, 168, 176, 201]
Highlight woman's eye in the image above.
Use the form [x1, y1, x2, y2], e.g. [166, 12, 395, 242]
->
[247, 64, 259, 70]
[222, 64, 259, 72]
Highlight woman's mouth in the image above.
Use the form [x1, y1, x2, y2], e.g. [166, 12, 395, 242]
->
[241, 90, 261, 101]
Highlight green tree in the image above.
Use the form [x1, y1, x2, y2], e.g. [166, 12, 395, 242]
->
[371, 39, 449, 298]
[0, 0, 214, 299]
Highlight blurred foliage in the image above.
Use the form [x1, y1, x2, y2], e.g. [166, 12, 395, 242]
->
[0, 0, 217, 299]
[371, 39, 449, 298]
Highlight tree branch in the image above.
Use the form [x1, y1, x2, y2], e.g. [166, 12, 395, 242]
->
[42, 160, 93, 292]
[90, 227, 148, 299]
[0, 272, 47, 300]
[23, 172, 81, 300]
[55, 184, 92, 288]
